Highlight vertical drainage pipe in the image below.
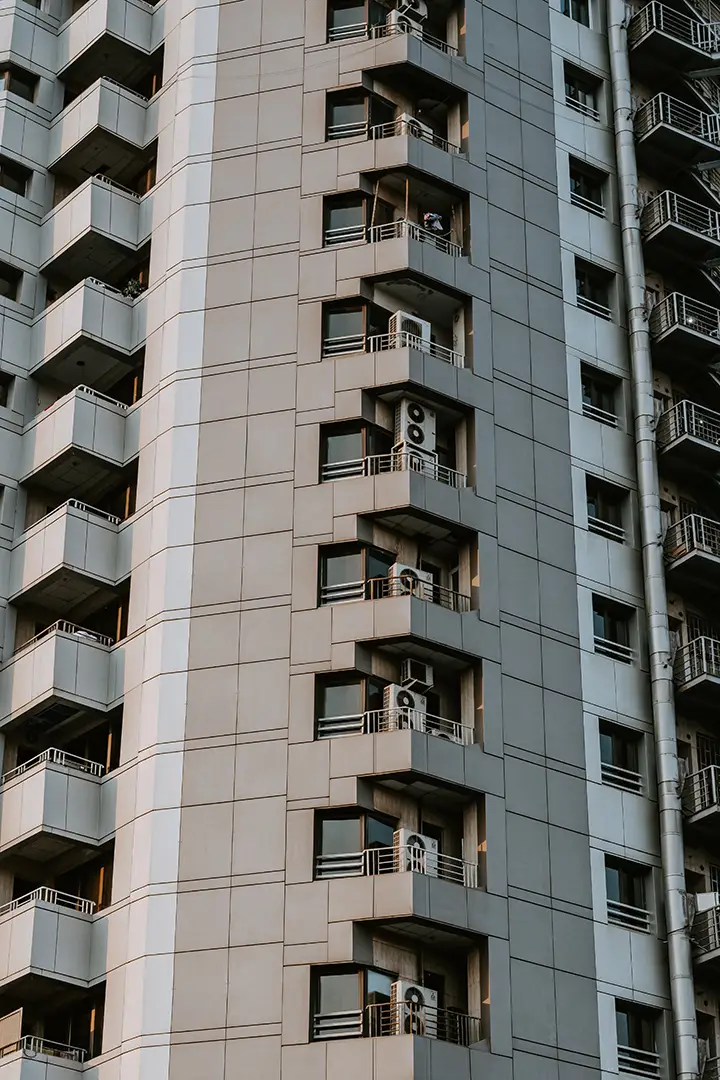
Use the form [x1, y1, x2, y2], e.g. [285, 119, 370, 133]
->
[607, 3, 699, 1077]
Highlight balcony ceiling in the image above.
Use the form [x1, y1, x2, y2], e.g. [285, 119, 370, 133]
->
[61, 39, 154, 92]
[373, 272, 463, 322]
[12, 569, 117, 617]
[44, 236, 148, 289]
[25, 448, 122, 501]
[374, 915, 480, 950]
[52, 130, 153, 188]
[34, 338, 136, 392]
[375, 637, 473, 669]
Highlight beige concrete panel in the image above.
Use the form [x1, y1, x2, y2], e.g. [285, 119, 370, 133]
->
[203, 304, 252, 365]
[172, 949, 229, 1030]
[216, 54, 260, 99]
[284, 882, 329, 946]
[330, 599, 375, 644]
[294, 424, 321, 486]
[260, 0, 306, 42]
[297, 299, 322, 362]
[301, 147, 340, 196]
[224, 1035, 282, 1080]
[331, 475, 374, 517]
[372, 870, 414, 918]
[214, 95, 260, 151]
[299, 250, 337, 300]
[196, 417, 247, 484]
[251, 252, 300, 301]
[189, 612, 241, 669]
[328, 875, 375, 923]
[244, 480, 294, 535]
[235, 739, 288, 798]
[195, 488, 245, 544]
[287, 740, 330, 800]
[255, 189, 302, 248]
[192, 539, 243, 605]
[239, 605, 291, 662]
[327, 919, 355, 961]
[285, 809, 314, 884]
[232, 796, 287, 873]
[297, 360, 334, 412]
[329, 733, 374, 779]
[230, 882, 285, 945]
[217, 0, 262, 52]
[249, 296, 298, 359]
[372, 1028, 416, 1080]
[329, 776, 359, 806]
[288, 673, 315, 743]
[293, 485, 334, 540]
[185, 665, 239, 739]
[290, 608, 332, 665]
[291, 545, 320, 611]
[171, 1041, 227, 1080]
[248, 362, 297, 414]
[227, 943, 283, 1025]
[334, 352, 375, 391]
[182, 746, 236, 805]
[178, 802, 234, 880]
[326, 1037, 374, 1080]
[237, 658, 290, 732]
[280, 966, 312, 1046]
[257, 147, 302, 192]
[200, 370, 250, 423]
[246, 410, 295, 476]
[175, 888, 231, 952]
[209, 196, 255, 256]
[258, 87, 303, 144]
[242, 532, 292, 599]
[210, 154, 257, 202]
[300, 194, 323, 251]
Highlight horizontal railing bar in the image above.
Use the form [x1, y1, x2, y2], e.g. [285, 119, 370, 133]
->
[0, 886, 95, 919]
[1, 747, 105, 785]
[321, 451, 466, 488]
[14, 620, 113, 655]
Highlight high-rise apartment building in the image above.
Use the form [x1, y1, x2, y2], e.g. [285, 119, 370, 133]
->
[0, 0, 717, 1077]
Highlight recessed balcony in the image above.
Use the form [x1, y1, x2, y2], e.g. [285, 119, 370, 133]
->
[0, 747, 105, 860]
[641, 191, 720, 263]
[665, 514, 720, 590]
[656, 399, 720, 469]
[691, 901, 720, 974]
[635, 94, 720, 172]
[8, 501, 120, 612]
[0, 621, 113, 728]
[629, 2, 720, 73]
[0, 888, 93, 992]
[313, 1000, 481, 1046]
[673, 636, 720, 709]
[682, 765, 720, 827]
[20, 386, 127, 498]
[57, 0, 155, 87]
[31, 279, 139, 387]
[329, 217, 466, 291]
[323, 328, 464, 367]
[48, 77, 150, 183]
[649, 293, 720, 367]
[321, 572, 471, 613]
[0, 1035, 86, 1069]
[321, 448, 466, 488]
[316, 703, 473, 743]
[315, 841, 478, 887]
[40, 175, 150, 282]
[330, 17, 458, 56]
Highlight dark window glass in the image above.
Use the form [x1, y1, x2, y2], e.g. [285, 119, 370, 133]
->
[366, 969, 394, 1006]
[366, 547, 395, 580]
[0, 157, 30, 197]
[318, 816, 362, 856]
[317, 679, 363, 719]
[323, 426, 364, 464]
[3, 66, 37, 102]
[324, 197, 365, 244]
[317, 971, 362, 1014]
[600, 723, 639, 774]
[328, 0, 366, 38]
[569, 159, 604, 209]
[325, 305, 364, 341]
[327, 94, 366, 138]
[562, 0, 590, 25]
[322, 548, 363, 587]
[366, 676, 386, 713]
[593, 600, 630, 646]
[616, 1003, 655, 1052]
[605, 859, 645, 908]
[576, 263, 610, 307]
[365, 815, 394, 849]
[582, 368, 616, 417]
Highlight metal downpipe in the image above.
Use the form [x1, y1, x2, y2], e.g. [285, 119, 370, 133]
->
[607, 3, 699, 1078]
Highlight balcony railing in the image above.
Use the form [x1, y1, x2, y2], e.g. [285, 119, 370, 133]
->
[588, 515, 626, 542]
[0, 1036, 86, 1062]
[321, 450, 466, 488]
[320, 576, 471, 612]
[594, 635, 634, 664]
[1, 747, 105, 785]
[0, 887, 95, 919]
[370, 117, 462, 155]
[26, 498, 122, 533]
[322, 331, 464, 366]
[570, 190, 605, 216]
[328, 20, 370, 40]
[705, 1057, 720, 1080]
[582, 401, 618, 426]
[370, 21, 458, 55]
[641, 190, 720, 241]
[635, 93, 720, 146]
[607, 898, 652, 932]
[692, 904, 720, 953]
[656, 399, 720, 449]
[683, 764, 720, 816]
[601, 760, 643, 793]
[629, 2, 720, 53]
[565, 90, 600, 121]
[315, 843, 478, 886]
[577, 293, 612, 320]
[316, 706, 473, 744]
[666, 514, 720, 564]
[14, 620, 113, 656]
[674, 636, 720, 687]
[313, 1003, 481, 1044]
[617, 1045, 662, 1079]
[367, 218, 462, 257]
[649, 291, 720, 342]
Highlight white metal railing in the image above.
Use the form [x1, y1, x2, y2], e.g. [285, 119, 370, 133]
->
[685, 0, 720, 26]
[1, 747, 105, 785]
[313, 1010, 365, 1039]
[629, 2, 720, 53]
[94, 172, 142, 200]
[656, 398, 720, 450]
[368, 218, 462, 257]
[635, 93, 720, 146]
[23, 498, 121, 534]
[370, 117, 462, 155]
[582, 401, 618, 426]
[321, 450, 466, 488]
[14, 620, 113, 655]
[684, 765, 720, 816]
[565, 88, 600, 120]
[594, 635, 634, 664]
[692, 903, 720, 954]
[370, 20, 458, 55]
[370, 331, 464, 366]
[365, 1001, 481, 1044]
[665, 513, 720, 564]
[642, 190, 720, 242]
[649, 291, 720, 342]
[320, 575, 471, 612]
[324, 223, 366, 245]
[316, 706, 473, 744]
[328, 20, 368, 40]
[0, 887, 95, 919]
[688, 74, 720, 117]
[315, 844, 478, 886]
[607, 898, 652, 932]
[617, 1045, 661, 1079]
[577, 293, 612, 320]
[323, 330, 464, 367]
[76, 384, 129, 409]
[570, 190, 605, 216]
[0, 1036, 86, 1062]
[103, 76, 149, 103]
[587, 515, 626, 542]
[327, 119, 368, 139]
[674, 635, 720, 687]
[601, 760, 643, 793]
